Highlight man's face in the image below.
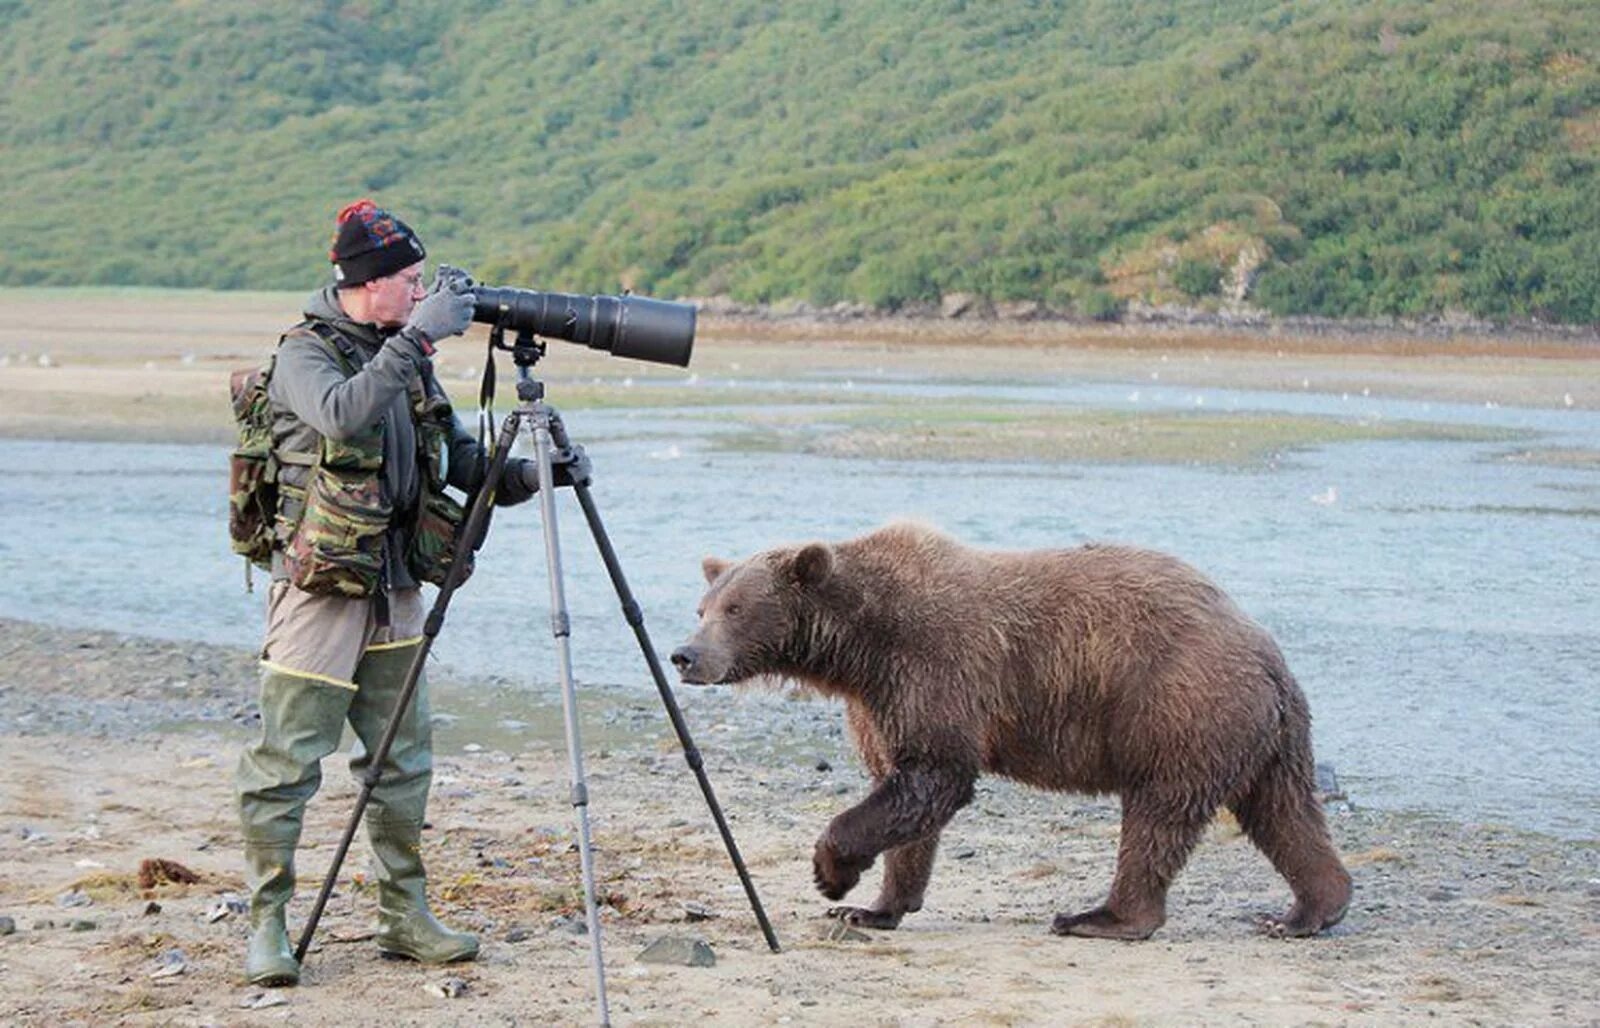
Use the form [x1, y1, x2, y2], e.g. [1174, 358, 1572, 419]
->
[364, 262, 426, 328]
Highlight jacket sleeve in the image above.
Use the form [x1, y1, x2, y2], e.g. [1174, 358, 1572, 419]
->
[272, 330, 428, 442]
[443, 416, 539, 507]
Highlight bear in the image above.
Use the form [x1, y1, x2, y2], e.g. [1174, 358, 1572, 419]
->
[670, 521, 1352, 940]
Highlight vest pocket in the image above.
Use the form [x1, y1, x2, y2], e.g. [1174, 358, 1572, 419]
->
[406, 488, 472, 587]
[284, 465, 391, 596]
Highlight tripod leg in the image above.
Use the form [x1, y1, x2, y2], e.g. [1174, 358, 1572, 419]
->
[548, 417, 779, 953]
[531, 408, 612, 1026]
[292, 409, 524, 965]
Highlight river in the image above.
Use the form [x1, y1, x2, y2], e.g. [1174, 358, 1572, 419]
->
[1, 369, 1596, 840]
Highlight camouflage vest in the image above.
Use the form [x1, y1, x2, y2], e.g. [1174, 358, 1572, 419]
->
[229, 322, 470, 596]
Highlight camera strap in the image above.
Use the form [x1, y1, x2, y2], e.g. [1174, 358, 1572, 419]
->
[475, 324, 503, 478]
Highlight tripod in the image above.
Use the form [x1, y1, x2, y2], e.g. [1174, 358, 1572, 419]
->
[294, 334, 780, 1024]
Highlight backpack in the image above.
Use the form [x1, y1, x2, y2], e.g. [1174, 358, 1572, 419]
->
[227, 322, 351, 589]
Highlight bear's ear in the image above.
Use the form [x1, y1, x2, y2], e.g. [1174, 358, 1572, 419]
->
[789, 543, 834, 588]
[701, 556, 732, 585]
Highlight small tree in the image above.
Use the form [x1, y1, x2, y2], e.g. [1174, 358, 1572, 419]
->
[1173, 258, 1222, 299]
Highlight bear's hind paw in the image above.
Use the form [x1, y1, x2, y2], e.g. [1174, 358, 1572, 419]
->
[827, 905, 903, 930]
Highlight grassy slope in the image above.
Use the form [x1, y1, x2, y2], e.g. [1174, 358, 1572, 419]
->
[0, 0, 1595, 320]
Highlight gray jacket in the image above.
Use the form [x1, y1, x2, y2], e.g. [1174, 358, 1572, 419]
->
[268, 286, 535, 589]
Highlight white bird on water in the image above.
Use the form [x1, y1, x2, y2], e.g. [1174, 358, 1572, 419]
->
[1310, 486, 1338, 506]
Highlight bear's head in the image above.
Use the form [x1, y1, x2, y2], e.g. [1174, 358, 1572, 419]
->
[671, 542, 836, 685]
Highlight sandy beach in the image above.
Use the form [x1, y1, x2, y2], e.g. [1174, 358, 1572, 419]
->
[1, 293, 1597, 1026]
[1, 617, 1596, 1027]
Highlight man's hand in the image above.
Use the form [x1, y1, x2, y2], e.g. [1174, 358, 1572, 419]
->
[517, 445, 593, 492]
[403, 271, 474, 345]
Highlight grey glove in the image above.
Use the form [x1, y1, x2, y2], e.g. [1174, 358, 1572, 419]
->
[403, 269, 474, 344]
[518, 445, 592, 492]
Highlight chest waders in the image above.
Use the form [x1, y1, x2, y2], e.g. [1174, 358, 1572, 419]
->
[233, 325, 474, 987]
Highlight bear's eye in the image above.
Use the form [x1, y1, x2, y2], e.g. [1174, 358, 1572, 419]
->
[723, 603, 741, 617]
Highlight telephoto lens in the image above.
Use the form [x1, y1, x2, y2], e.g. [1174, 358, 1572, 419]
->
[471, 287, 695, 367]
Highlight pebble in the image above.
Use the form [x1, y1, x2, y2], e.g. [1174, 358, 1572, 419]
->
[425, 976, 469, 999]
[150, 948, 189, 979]
[70, 919, 97, 932]
[637, 934, 716, 967]
[57, 890, 92, 908]
[820, 920, 872, 943]
[0, 915, 15, 935]
[240, 992, 289, 1010]
[682, 901, 718, 922]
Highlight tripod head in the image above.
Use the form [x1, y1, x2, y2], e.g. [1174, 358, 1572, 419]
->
[486, 323, 548, 402]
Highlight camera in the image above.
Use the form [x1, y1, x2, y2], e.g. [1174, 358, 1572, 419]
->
[471, 286, 695, 367]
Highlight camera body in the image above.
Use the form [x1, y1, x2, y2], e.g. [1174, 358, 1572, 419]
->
[471, 286, 695, 367]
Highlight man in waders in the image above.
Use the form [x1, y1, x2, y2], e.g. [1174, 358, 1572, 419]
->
[235, 199, 546, 986]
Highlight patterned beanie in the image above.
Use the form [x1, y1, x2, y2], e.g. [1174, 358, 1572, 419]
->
[328, 198, 426, 286]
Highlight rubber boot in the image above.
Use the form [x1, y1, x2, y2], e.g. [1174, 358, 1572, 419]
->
[242, 845, 300, 987]
[236, 668, 357, 986]
[349, 644, 478, 964]
[367, 816, 479, 963]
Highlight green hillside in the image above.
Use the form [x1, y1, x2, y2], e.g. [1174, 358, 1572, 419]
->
[1, 0, 1596, 322]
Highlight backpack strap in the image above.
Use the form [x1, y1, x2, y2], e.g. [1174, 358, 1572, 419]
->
[271, 320, 362, 467]
[295, 319, 362, 377]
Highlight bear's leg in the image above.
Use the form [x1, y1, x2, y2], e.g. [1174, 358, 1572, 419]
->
[1051, 789, 1210, 941]
[1229, 756, 1352, 937]
[814, 764, 974, 906]
[828, 834, 940, 929]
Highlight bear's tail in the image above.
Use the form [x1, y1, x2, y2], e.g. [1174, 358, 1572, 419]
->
[1227, 664, 1352, 936]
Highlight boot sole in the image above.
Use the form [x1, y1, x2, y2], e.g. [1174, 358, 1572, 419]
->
[248, 970, 300, 987]
[378, 946, 479, 964]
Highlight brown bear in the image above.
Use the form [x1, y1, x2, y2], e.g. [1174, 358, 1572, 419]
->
[671, 521, 1351, 940]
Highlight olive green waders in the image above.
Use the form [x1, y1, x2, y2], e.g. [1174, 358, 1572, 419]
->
[347, 643, 477, 964]
[235, 642, 475, 986]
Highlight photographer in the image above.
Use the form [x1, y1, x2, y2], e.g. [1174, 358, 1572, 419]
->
[233, 199, 558, 987]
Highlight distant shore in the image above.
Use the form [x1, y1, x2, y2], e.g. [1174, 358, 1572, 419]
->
[1, 290, 1597, 450]
[692, 293, 1600, 348]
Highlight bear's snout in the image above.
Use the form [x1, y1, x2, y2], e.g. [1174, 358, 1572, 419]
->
[670, 645, 704, 682]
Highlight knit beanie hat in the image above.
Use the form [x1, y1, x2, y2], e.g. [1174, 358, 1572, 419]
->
[328, 198, 426, 286]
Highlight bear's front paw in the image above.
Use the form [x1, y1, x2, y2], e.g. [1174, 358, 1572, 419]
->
[813, 837, 868, 901]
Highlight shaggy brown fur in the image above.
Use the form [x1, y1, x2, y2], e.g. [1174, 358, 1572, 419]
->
[671, 521, 1351, 940]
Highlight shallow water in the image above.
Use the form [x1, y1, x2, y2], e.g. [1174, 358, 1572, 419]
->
[1, 371, 1596, 840]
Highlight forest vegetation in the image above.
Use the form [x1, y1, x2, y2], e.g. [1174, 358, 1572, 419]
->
[0, 0, 1595, 322]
